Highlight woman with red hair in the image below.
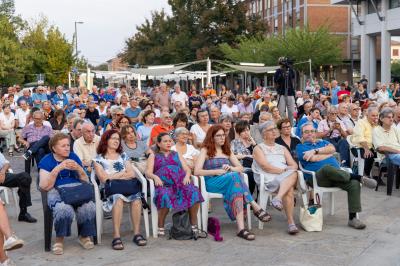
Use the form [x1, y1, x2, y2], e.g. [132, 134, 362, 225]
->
[194, 125, 271, 241]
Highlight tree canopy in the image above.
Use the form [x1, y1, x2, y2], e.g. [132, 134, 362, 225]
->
[122, 0, 266, 66]
[0, 0, 75, 86]
[220, 26, 344, 73]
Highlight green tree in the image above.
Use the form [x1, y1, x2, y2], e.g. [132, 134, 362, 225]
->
[0, 16, 27, 85]
[220, 26, 343, 73]
[22, 18, 74, 85]
[392, 60, 400, 77]
[122, 0, 266, 65]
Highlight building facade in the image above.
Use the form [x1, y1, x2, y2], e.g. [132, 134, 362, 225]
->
[332, 0, 400, 87]
[245, 0, 353, 82]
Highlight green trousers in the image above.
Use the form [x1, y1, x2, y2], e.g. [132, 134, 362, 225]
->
[315, 165, 361, 213]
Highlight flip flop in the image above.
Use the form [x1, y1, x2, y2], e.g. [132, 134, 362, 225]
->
[236, 229, 255, 241]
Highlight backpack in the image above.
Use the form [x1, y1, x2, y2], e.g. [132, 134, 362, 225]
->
[169, 211, 194, 240]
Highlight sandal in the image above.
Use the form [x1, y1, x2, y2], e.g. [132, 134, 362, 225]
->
[271, 197, 283, 211]
[8, 151, 13, 157]
[133, 234, 147, 246]
[191, 225, 199, 240]
[158, 227, 165, 236]
[253, 208, 272, 223]
[111, 238, 124, 250]
[78, 237, 94, 250]
[288, 224, 299, 235]
[237, 229, 255, 241]
[52, 242, 64, 255]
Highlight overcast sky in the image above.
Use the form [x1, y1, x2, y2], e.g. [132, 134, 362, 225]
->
[15, 0, 170, 65]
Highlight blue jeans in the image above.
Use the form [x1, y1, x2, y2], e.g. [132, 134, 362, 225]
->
[388, 154, 400, 166]
[327, 137, 350, 167]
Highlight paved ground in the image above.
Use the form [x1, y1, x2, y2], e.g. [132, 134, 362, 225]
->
[2, 154, 400, 266]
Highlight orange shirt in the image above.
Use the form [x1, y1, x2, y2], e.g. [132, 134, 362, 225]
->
[149, 124, 174, 145]
[204, 88, 216, 97]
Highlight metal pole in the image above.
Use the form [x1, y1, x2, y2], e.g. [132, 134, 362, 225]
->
[309, 59, 312, 81]
[74, 21, 84, 59]
[206, 58, 211, 85]
[68, 72, 71, 89]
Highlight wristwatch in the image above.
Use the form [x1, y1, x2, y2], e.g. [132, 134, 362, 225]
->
[314, 149, 319, 154]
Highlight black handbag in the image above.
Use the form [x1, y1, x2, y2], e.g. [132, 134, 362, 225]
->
[56, 182, 95, 207]
[104, 178, 142, 198]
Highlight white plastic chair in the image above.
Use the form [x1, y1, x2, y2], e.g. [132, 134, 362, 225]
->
[256, 173, 272, 230]
[347, 135, 365, 176]
[0, 169, 19, 216]
[90, 164, 150, 244]
[257, 171, 306, 229]
[148, 175, 201, 238]
[199, 173, 252, 232]
[299, 162, 348, 216]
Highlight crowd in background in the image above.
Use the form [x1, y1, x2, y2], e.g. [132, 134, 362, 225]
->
[0, 76, 400, 264]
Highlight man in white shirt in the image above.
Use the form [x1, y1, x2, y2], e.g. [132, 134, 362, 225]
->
[221, 95, 239, 118]
[171, 84, 188, 107]
[15, 100, 30, 130]
[73, 122, 99, 174]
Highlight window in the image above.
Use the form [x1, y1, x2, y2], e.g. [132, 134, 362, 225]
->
[393, 49, 399, 56]
[389, 0, 400, 9]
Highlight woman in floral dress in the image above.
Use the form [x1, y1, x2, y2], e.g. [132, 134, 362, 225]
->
[93, 129, 146, 250]
[146, 132, 203, 236]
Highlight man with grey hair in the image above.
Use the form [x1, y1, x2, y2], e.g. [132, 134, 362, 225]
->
[171, 83, 188, 107]
[149, 111, 173, 145]
[373, 108, 400, 167]
[51, 85, 68, 110]
[17, 88, 32, 106]
[73, 122, 99, 174]
[296, 122, 376, 230]
[69, 119, 84, 152]
[349, 106, 381, 183]
[155, 83, 170, 109]
[21, 110, 52, 164]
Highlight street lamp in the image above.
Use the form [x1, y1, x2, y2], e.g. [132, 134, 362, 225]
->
[74, 21, 84, 59]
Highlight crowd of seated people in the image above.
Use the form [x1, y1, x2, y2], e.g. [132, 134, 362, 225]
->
[1, 78, 400, 260]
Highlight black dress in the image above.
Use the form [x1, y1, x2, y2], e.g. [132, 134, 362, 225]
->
[275, 136, 301, 161]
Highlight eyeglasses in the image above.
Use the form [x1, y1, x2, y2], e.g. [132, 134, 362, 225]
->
[214, 134, 226, 138]
[303, 130, 316, 134]
[329, 113, 338, 115]
[116, 113, 124, 116]
[281, 126, 291, 129]
[110, 137, 120, 141]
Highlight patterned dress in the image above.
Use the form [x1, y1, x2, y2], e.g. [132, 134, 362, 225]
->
[153, 151, 203, 210]
[94, 152, 142, 212]
[204, 157, 253, 221]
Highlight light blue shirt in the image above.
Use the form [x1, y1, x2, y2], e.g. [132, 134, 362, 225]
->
[331, 86, 340, 105]
[0, 153, 10, 170]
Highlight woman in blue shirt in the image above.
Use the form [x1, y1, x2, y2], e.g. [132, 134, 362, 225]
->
[39, 133, 96, 255]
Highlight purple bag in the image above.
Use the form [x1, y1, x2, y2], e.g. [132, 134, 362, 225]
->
[207, 217, 223, 242]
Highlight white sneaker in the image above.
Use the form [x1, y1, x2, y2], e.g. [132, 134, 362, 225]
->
[1, 258, 16, 266]
[3, 235, 24, 251]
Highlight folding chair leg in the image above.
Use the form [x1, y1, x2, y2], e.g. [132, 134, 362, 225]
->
[201, 198, 209, 232]
[143, 207, 150, 239]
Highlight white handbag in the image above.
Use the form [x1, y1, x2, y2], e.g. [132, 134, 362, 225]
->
[299, 194, 323, 232]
